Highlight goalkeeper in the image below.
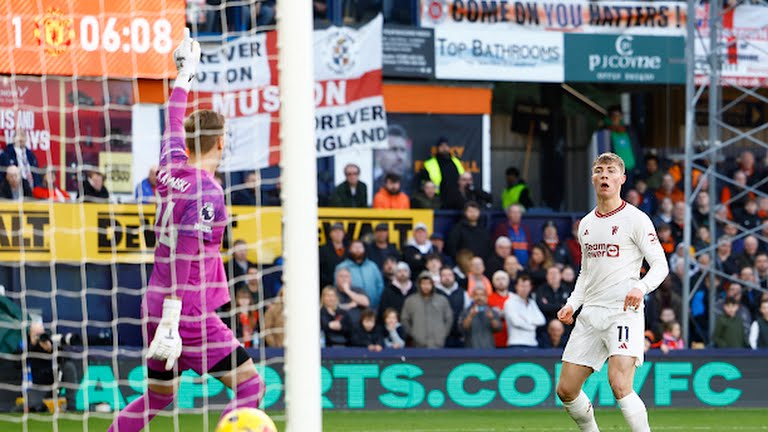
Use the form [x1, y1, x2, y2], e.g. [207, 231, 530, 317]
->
[108, 30, 263, 432]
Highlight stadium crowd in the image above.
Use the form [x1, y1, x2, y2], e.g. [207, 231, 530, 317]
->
[219, 148, 768, 352]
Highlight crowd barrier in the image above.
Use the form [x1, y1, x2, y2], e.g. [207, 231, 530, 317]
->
[74, 348, 764, 411]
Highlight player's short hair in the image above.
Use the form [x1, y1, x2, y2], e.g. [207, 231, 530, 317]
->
[592, 152, 626, 174]
[184, 109, 225, 155]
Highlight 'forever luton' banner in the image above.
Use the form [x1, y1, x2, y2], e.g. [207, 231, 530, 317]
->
[191, 15, 387, 172]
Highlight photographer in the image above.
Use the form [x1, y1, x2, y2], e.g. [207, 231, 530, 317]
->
[26, 322, 81, 412]
[459, 286, 503, 349]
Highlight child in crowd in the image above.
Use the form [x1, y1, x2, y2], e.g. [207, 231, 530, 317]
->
[351, 308, 384, 352]
[382, 308, 406, 349]
[660, 321, 685, 352]
[234, 287, 259, 348]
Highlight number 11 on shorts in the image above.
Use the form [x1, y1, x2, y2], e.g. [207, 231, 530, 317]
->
[617, 325, 629, 342]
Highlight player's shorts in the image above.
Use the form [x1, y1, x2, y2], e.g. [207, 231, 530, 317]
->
[562, 305, 644, 372]
[145, 314, 242, 378]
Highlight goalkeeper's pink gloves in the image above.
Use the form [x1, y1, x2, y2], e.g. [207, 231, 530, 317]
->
[173, 28, 201, 92]
[146, 297, 183, 371]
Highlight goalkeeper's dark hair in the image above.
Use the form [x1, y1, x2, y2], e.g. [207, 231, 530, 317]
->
[184, 110, 225, 155]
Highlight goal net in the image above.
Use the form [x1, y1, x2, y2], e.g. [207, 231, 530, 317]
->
[0, 0, 320, 430]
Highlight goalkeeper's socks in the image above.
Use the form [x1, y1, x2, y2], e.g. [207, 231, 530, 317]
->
[562, 390, 600, 432]
[107, 388, 174, 432]
[618, 392, 651, 432]
[220, 373, 264, 420]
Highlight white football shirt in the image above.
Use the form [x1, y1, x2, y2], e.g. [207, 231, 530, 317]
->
[566, 201, 669, 310]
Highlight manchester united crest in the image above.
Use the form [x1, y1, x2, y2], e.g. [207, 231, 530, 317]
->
[33, 8, 75, 56]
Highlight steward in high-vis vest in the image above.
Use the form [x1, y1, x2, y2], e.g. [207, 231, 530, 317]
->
[416, 137, 464, 208]
[501, 166, 533, 210]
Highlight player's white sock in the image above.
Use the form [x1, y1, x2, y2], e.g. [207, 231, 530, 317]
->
[562, 391, 600, 432]
[617, 391, 651, 432]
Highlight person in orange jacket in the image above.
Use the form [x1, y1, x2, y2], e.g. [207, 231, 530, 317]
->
[373, 173, 410, 209]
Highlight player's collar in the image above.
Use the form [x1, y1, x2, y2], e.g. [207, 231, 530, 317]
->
[595, 200, 627, 218]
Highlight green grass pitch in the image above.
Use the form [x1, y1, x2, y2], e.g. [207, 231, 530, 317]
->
[4, 408, 767, 431]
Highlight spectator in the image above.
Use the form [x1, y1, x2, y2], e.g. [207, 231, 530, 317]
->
[460, 286, 503, 348]
[749, 299, 768, 349]
[670, 201, 685, 244]
[135, 165, 159, 203]
[660, 321, 685, 353]
[329, 163, 368, 208]
[738, 265, 763, 316]
[655, 173, 684, 204]
[382, 308, 406, 349]
[229, 239, 255, 284]
[242, 266, 264, 305]
[526, 244, 554, 288]
[0, 126, 40, 186]
[446, 201, 492, 260]
[32, 169, 70, 202]
[721, 170, 753, 220]
[736, 236, 760, 270]
[319, 222, 347, 288]
[651, 306, 677, 342]
[401, 271, 454, 348]
[366, 223, 400, 269]
[536, 266, 572, 322]
[79, 170, 110, 202]
[435, 266, 469, 348]
[402, 222, 436, 276]
[503, 255, 524, 283]
[231, 171, 259, 205]
[652, 197, 674, 228]
[492, 204, 531, 266]
[0, 165, 32, 201]
[692, 225, 712, 253]
[411, 180, 441, 210]
[539, 220, 572, 268]
[350, 309, 383, 352]
[485, 236, 512, 280]
[466, 257, 492, 296]
[715, 235, 739, 276]
[336, 240, 385, 308]
[320, 286, 352, 347]
[488, 270, 512, 348]
[423, 253, 443, 286]
[503, 274, 546, 347]
[755, 252, 768, 289]
[656, 224, 675, 257]
[691, 191, 712, 232]
[640, 154, 664, 191]
[429, 232, 453, 267]
[233, 287, 258, 348]
[261, 180, 281, 206]
[715, 283, 752, 332]
[539, 319, 568, 349]
[564, 219, 582, 268]
[452, 249, 473, 289]
[334, 267, 371, 330]
[560, 265, 576, 288]
[443, 172, 492, 210]
[634, 178, 656, 215]
[713, 297, 748, 348]
[381, 256, 398, 283]
[263, 290, 284, 347]
[736, 149, 760, 186]
[416, 136, 464, 208]
[501, 166, 533, 210]
[378, 261, 415, 323]
[735, 199, 761, 231]
[373, 173, 410, 209]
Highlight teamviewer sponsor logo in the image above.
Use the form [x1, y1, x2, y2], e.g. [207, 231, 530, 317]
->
[584, 242, 620, 258]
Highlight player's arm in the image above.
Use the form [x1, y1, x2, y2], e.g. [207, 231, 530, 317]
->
[159, 28, 201, 168]
[560, 232, 586, 324]
[631, 215, 670, 295]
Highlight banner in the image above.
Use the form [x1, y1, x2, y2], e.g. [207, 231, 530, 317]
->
[564, 34, 685, 84]
[421, 0, 687, 35]
[0, 78, 60, 170]
[434, 26, 563, 81]
[192, 15, 387, 171]
[383, 26, 436, 78]
[694, 4, 768, 87]
[0, 203, 431, 264]
[0, 0, 185, 78]
[75, 350, 763, 411]
[375, 114, 484, 195]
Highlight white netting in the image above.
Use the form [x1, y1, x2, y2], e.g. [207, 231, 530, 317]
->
[0, 1, 283, 430]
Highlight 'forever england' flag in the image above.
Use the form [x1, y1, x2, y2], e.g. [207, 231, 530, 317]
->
[191, 15, 387, 172]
